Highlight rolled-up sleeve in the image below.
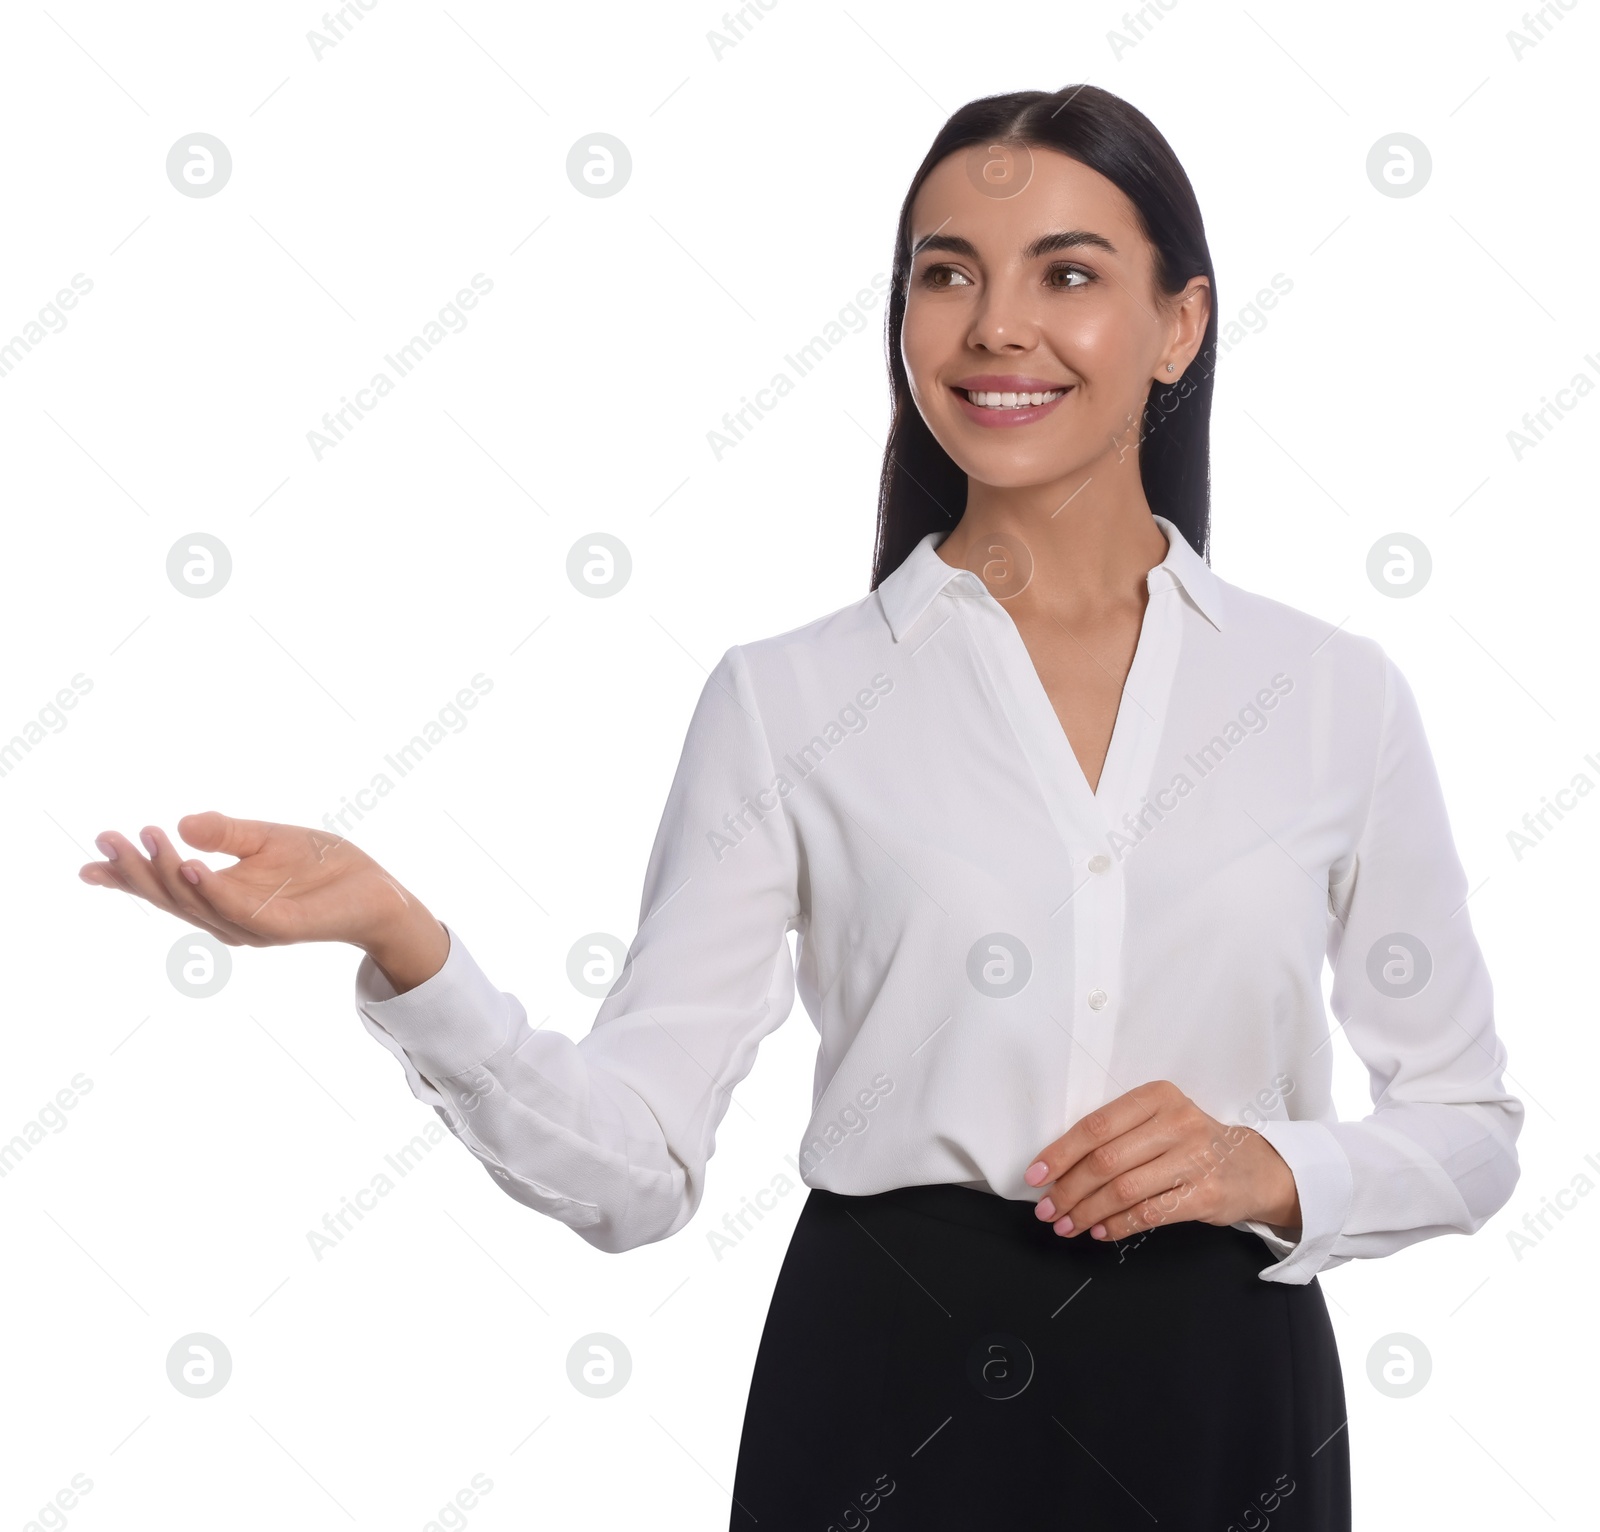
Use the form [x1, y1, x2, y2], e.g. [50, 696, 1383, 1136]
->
[355, 644, 802, 1253]
[1241, 649, 1524, 1284]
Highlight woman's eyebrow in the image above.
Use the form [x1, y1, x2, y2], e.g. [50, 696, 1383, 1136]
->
[1025, 229, 1118, 258]
[911, 229, 1119, 259]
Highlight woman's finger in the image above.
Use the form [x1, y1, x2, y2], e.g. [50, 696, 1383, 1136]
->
[1023, 1080, 1178, 1203]
[1062, 1138, 1241, 1242]
[1033, 1113, 1177, 1227]
[1060, 1147, 1203, 1239]
[85, 830, 184, 916]
[82, 828, 251, 947]
[82, 853, 245, 946]
[138, 824, 268, 944]
[77, 852, 209, 932]
[176, 810, 274, 862]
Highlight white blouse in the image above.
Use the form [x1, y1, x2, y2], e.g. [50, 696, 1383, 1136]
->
[354, 517, 1524, 1285]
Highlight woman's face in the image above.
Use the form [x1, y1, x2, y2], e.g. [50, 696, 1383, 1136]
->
[900, 143, 1210, 495]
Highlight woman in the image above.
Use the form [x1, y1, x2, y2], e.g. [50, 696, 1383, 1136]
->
[80, 86, 1522, 1529]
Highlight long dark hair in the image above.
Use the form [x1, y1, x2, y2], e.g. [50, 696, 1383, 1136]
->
[870, 85, 1219, 589]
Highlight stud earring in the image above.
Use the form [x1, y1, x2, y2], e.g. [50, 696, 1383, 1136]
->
[1166, 363, 1175, 372]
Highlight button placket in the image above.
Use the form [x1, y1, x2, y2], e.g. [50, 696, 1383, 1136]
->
[1062, 580, 1186, 1127]
[1066, 846, 1123, 1128]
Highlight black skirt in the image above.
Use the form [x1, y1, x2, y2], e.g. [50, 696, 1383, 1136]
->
[729, 1183, 1350, 1531]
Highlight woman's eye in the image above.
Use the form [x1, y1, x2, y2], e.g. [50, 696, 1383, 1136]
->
[1047, 264, 1092, 289]
[920, 263, 973, 289]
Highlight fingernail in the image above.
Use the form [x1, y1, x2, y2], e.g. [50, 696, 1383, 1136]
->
[1025, 1161, 1050, 1186]
[1034, 1198, 1056, 1221]
[1055, 1216, 1074, 1234]
[95, 836, 118, 861]
[1091, 1224, 1107, 1239]
[140, 830, 158, 857]
[181, 864, 200, 886]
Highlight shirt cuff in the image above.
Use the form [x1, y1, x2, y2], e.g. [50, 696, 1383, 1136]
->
[1235, 1217, 1298, 1257]
[354, 922, 514, 1084]
[1230, 1118, 1354, 1284]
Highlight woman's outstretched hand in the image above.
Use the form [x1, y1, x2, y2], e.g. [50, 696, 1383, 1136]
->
[1023, 1079, 1302, 1243]
[78, 812, 450, 990]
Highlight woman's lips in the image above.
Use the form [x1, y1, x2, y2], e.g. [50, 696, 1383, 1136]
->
[951, 384, 1073, 429]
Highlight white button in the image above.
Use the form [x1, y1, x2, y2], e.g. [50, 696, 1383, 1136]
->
[1087, 988, 1108, 1010]
[1087, 853, 1111, 875]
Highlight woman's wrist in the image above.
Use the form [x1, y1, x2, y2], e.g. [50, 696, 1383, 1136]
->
[362, 910, 451, 994]
[1241, 1129, 1302, 1232]
[1258, 1178, 1302, 1234]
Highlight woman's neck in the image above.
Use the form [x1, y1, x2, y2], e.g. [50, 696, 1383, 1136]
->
[936, 467, 1171, 621]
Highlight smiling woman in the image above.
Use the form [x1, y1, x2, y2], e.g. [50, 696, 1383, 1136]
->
[78, 80, 1519, 1532]
[874, 111, 1215, 586]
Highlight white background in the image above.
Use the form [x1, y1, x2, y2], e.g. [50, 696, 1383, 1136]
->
[2, 1, 1594, 1527]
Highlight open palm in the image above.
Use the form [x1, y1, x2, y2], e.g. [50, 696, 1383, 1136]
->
[78, 811, 417, 951]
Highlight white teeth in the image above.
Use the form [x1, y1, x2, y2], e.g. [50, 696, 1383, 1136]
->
[965, 389, 1065, 409]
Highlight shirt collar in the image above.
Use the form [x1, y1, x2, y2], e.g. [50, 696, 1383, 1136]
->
[1149, 514, 1227, 632]
[876, 513, 1226, 642]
